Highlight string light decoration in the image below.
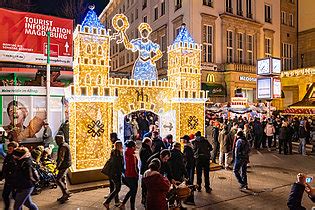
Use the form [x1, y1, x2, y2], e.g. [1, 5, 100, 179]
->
[112, 14, 162, 81]
[68, 9, 206, 177]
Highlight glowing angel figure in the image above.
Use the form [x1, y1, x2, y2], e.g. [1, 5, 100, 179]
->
[112, 14, 162, 81]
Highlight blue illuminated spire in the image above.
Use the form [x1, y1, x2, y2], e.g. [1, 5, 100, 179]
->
[173, 23, 196, 45]
[81, 5, 105, 32]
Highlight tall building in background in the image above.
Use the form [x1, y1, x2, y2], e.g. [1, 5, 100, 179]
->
[100, 0, 281, 103]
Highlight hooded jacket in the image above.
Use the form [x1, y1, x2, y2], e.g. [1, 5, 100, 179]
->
[264, 123, 275, 137]
[2, 153, 17, 184]
[124, 147, 138, 178]
[143, 171, 170, 210]
[14, 153, 35, 189]
[169, 148, 187, 182]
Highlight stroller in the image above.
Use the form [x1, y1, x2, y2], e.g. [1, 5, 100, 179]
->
[32, 161, 57, 195]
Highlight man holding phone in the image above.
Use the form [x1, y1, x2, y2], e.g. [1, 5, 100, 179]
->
[287, 173, 315, 210]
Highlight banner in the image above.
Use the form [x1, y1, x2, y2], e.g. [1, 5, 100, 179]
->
[257, 78, 272, 99]
[0, 8, 73, 67]
[0, 86, 65, 96]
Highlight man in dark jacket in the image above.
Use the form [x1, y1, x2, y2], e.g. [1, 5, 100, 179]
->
[211, 125, 219, 163]
[253, 118, 263, 149]
[147, 149, 175, 184]
[234, 131, 250, 190]
[169, 142, 187, 182]
[2, 141, 18, 210]
[299, 121, 307, 156]
[42, 123, 53, 147]
[151, 131, 166, 155]
[192, 131, 212, 193]
[55, 135, 72, 203]
[58, 120, 69, 144]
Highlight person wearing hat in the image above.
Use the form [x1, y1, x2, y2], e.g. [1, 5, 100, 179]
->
[151, 131, 165, 155]
[55, 135, 72, 203]
[120, 140, 138, 210]
[298, 120, 307, 156]
[13, 147, 39, 210]
[233, 131, 250, 190]
[182, 135, 195, 186]
[169, 142, 187, 182]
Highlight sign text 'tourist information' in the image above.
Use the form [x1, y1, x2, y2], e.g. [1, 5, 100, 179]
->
[0, 8, 73, 67]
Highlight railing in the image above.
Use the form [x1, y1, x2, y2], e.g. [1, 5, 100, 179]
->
[224, 63, 256, 73]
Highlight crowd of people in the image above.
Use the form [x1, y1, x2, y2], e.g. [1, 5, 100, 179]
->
[1, 135, 72, 210]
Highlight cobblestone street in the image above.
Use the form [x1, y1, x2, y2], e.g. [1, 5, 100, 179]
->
[1, 149, 314, 209]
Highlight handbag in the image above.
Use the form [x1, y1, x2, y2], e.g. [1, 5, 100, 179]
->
[101, 157, 112, 176]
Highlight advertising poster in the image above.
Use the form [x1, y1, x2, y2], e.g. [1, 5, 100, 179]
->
[0, 8, 73, 67]
[273, 78, 281, 98]
[0, 95, 66, 142]
[257, 78, 271, 99]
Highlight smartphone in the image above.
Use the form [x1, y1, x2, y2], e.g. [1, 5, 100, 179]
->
[306, 176, 313, 183]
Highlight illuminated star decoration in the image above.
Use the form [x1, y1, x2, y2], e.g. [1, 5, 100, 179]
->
[81, 5, 105, 32]
[173, 23, 196, 45]
[188, 116, 199, 129]
[87, 120, 105, 137]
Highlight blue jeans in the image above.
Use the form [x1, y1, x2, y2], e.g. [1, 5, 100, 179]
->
[14, 187, 38, 210]
[233, 158, 248, 187]
[299, 138, 306, 155]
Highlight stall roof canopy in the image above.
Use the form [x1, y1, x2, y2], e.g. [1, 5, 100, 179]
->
[202, 83, 226, 96]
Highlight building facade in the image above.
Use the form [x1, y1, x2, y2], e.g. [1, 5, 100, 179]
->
[100, 0, 281, 103]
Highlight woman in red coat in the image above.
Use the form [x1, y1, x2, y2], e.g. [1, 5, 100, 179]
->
[143, 158, 171, 210]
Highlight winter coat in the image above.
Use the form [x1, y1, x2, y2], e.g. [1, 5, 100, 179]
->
[287, 182, 306, 210]
[183, 143, 195, 169]
[205, 125, 214, 144]
[169, 149, 187, 182]
[299, 126, 307, 139]
[279, 126, 289, 140]
[253, 121, 263, 135]
[138, 118, 149, 132]
[143, 171, 170, 210]
[264, 124, 275, 137]
[43, 126, 53, 145]
[147, 152, 173, 181]
[218, 129, 230, 153]
[152, 137, 166, 155]
[227, 128, 237, 152]
[58, 122, 69, 143]
[2, 153, 17, 184]
[139, 142, 153, 175]
[108, 149, 124, 179]
[124, 147, 138, 178]
[124, 122, 133, 137]
[192, 136, 212, 160]
[57, 142, 72, 170]
[235, 137, 250, 161]
[14, 156, 35, 189]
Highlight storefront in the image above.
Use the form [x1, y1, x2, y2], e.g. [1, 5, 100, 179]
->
[224, 72, 257, 103]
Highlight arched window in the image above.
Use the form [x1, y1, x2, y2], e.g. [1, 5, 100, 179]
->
[86, 44, 92, 54]
[98, 45, 103, 55]
[192, 81, 196, 88]
[85, 74, 91, 84]
[185, 81, 189, 88]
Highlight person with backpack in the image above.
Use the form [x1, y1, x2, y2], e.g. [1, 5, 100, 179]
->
[233, 131, 250, 190]
[2, 141, 18, 210]
[13, 147, 39, 210]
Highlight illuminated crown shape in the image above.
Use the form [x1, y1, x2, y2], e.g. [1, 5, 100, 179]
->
[81, 5, 105, 32]
[173, 23, 196, 46]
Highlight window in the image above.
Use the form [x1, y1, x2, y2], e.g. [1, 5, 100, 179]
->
[175, 27, 181, 37]
[281, 11, 287, 25]
[265, 38, 272, 57]
[226, 0, 233, 13]
[237, 0, 243, 16]
[135, 9, 138, 19]
[247, 35, 253, 65]
[227, 30, 233, 63]
[175, 0, 182, 11]
[159, 35, 167, 68]
[282, 43, 293, 70]
[203, 25, 213, 63]
[143, 0, 147, 9]
[123, 4, 125, 12]
[98, 46, 103, 55]
[246, 0, 252, 18]
[143, 16, 147, 23]
[237, 33, 243, 63]
[203, 0, 213, 7]
[265, 4, 272, 23]
[289, 14, 294, 26]
[161, 1, 166, 16]
[154, 6, 158, 21]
